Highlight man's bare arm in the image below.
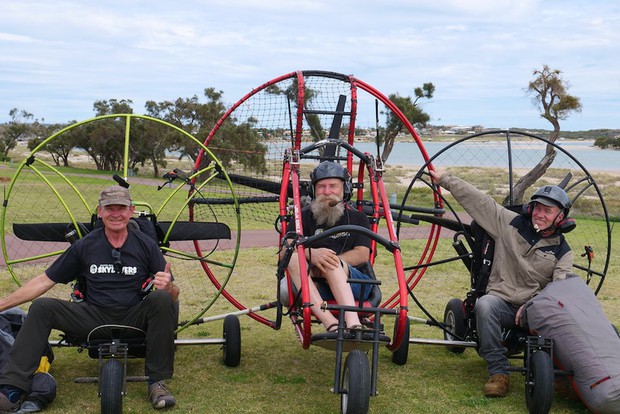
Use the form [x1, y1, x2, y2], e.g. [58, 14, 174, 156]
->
[0, 273, 57, 312]
[339, 245, 371, 267]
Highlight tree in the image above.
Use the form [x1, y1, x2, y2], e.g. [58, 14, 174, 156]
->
[146, 88, 267, 174]
[380, 83, 434, 162]
[93, 99, 134, 117]
[71, 100, 134, 171]
[266, 81, 325, 144]
[1, 108, 34, 160]
[28, 122, 75, 167]
[507, 65, 582, 204]
[594, 136, 620, 149]
[128, 119, 169, 177]
[146, 88, 226, 164]
[73, 119, 124, 171]
[209, 118, 267, 173]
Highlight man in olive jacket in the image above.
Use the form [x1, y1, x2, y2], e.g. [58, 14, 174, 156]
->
[430, 169, 573, 398]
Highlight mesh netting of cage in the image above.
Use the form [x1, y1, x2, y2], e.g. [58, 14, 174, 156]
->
[1, 114, 241, 334]
[193, 70, 434, 330]
[394, 130, 611, 336]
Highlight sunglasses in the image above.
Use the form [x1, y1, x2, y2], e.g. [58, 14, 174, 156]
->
[111, 248, 122, 273]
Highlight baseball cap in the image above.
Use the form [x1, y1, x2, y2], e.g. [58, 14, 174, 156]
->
[99, 186, 132, 206]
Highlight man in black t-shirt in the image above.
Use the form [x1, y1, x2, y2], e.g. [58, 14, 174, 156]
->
[286, 162, 373, 333]
[0, 186, 179, 412]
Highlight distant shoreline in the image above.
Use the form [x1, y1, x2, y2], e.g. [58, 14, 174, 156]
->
[354, 139, 620, 173]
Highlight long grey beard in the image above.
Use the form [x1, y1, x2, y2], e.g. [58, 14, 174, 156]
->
[310, 195, 345, 227]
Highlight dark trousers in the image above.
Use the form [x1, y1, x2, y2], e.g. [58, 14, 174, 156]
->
[0, 290, 176, 392]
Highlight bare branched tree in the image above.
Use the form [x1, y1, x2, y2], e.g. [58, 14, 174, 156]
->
[380, 83, 434, 162]
[507, 65, 582, 204]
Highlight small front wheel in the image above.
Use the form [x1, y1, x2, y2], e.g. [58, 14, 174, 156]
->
[223, 314, 241, 367]
[100, 359, 123, 414]
[341, 350, 370, 414]
[525, 350, 554, 414]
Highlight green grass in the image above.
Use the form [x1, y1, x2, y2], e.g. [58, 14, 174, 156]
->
[24, 242, 611, 413]
[7, 236, 616, 413]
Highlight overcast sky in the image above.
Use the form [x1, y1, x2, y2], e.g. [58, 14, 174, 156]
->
[1, 0, 618, 131]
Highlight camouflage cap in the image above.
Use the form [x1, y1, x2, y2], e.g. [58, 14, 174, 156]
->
[99, 185, 132, 207]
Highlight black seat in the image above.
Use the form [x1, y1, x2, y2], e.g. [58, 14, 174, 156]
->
[85, 324, 148, 359]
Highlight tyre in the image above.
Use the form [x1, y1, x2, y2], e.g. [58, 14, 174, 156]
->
[341, 350, 371, 414]
[100, 359, 123, 414]
[223, 314, 241, 367]
[391, 315, 410, 365]
[525, 350, 554, 414]
[444, 298, 467, 354]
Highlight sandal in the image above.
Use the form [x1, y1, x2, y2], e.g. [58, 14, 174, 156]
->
[326, 323, 340, 332]
[347, 324, 373, 340]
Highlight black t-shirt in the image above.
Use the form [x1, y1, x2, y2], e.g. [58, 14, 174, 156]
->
[46, 227, 166, 309]
[299, 205, 372, 254]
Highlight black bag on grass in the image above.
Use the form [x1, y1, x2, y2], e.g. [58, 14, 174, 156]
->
[0, 308, 57, 410]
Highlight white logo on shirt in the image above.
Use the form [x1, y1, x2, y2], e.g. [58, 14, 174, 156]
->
[89, 264, 137, 275]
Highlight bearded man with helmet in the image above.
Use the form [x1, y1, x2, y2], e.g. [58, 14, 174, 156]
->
[429, 169, 574, 399]
[285, 161, 374, 333]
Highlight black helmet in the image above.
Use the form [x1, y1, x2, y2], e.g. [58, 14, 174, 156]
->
[529, 185, 571, 215]
[309, 161, 352, 201]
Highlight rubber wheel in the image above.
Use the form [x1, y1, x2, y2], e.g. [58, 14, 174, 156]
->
[100, 359, 123, 414]
[223, 314, 241, 367]
[341, 350, 371, 414]
[444, 298, 467, 354]
[525, 350, 554, 414]
[391, 315, 410, 365]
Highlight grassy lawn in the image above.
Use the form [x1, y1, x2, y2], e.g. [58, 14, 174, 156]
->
[3, 238, 616, 413]
[21, 242, 615, 413]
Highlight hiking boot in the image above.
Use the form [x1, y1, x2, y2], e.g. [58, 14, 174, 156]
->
[148, 381, 176, 409]
[0, 390, 20, 414]
[484, 373, 510, 398]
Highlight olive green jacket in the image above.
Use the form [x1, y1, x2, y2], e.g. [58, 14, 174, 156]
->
[438, 173, 574, 306]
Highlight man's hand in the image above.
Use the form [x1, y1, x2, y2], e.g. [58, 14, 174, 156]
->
[429, 168, 444, 182]
[515, 304, 525, 326]
[153, 262, 173, 292]
[309, 247, 341, 275]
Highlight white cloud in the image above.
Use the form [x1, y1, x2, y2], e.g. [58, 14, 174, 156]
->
[0, 32, 32, 43]
[0, 0, 618, 130]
